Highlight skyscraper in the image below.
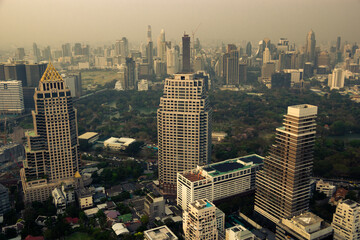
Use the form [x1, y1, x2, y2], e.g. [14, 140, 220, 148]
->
[157, 73, 211, 195]
[62, 43, 72, 57]
[146, 25, 154, 74]
[255, 104, 318, 224]
[246, 42, 252, 56]
[336, 36, 341, 52]
[182, 34, 191, 73]
[157, 29, 167, 62]
[226, 49, 239, 85]
[33, 43, 39, 63]
[16, 48, 25, 60]
[305, 30, 316, 63]
[20, 63, 80, 203]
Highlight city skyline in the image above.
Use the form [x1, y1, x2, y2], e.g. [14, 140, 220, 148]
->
[0, 0, 360, 49]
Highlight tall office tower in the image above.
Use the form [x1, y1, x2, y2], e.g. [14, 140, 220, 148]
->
[33, 43, 39, 63]
[0, 64, 5, 80]
[0, 80, 24, 114]
[157, 73, 211, 195]
[20, 63, 80, 203]
[246, 42, 252, 56]
[263, 47, 271, 64]
[62, 43, 72, 57]
[0, 184, 10, 215]
[277, 38, 290, 53]
[4, 64, 27, 86]
[332, 199, 360, 240]
[81, 45, 90, 56]
[16, 48, 25, 60]
[146, 26, 154, 74]
[182, 34, 191, 73]
[42, 46, 51, 60]
[157, 29, 167, 61]
[74, 43, 82, 56]
[63, 73, 82, 98]
[328, 68, 345, 90]
[317, 51, 330, 68]
[120, 37, 129, 57]
[336, 36, 341, 52]
[183, 199, 218, 240]
[305, 30, 316, 63]
[125, 57, 136, 89]
[167, 47, 180, 75]
[239, 63, 247, 83]
[25, 63, 47, 87]
[226, 49, 239, 85]
[255, 104, 318, 224]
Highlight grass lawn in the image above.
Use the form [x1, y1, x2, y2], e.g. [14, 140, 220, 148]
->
[81, 70, 119, 87]
[68, 232, 94, 240]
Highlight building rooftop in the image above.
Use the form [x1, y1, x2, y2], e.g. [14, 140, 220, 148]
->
[144, 225, 178, 240]
[291, 212, 322, 227]
[183, 171, 206, 182]
[78, 132, 99, 140]
[191, 199, 213, 210]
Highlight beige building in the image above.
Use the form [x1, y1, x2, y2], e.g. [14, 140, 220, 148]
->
[183, 199, 218, 240]
[0, 80, 24, 114]
[276, 212, 333, 240]
[226, 225, 255, 240]
[332, 199, 360, 240]
[316, 179, 336, 197]
[144, 192, 165, 220]
[144, 225, 178, 240]
[255, 104, 318, 223]
[157, 73, 211, 195]
[76, 188, 93, 209]
[20, 63, 80, 203]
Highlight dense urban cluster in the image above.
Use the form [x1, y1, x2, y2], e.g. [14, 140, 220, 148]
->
[0, 24, 359, 240]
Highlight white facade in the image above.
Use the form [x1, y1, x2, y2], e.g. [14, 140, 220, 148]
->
[166, 48, 180, 75]
[263, 48, 271, 64]
[183, 199, 218, 240]
[283, 69, 304, 85]
[216, 208, 225, 236]
[332, 199, 360, 240]
[328, 68, 345, 90]
[104, 137, 136, 150]
[144, 225, 178, 240]
[316, 179, 336, 197]
[137, 79, 149, 91]
[0, 80, 24, 114]
[177, 154, 263, 210]
[226, 225, 255, 240]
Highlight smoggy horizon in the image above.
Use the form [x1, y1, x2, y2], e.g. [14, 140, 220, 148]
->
[0, 0, 359, 50]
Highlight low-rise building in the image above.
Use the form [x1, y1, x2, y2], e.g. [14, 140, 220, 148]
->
[112, 223, 130, 236]
[76, 188, 93, 209]
[276, 212, 333, 240]
[332, 199, 360, 240]
[144, 225, 178, 240]
[78, 132, 99, 146]
[104, 137, 136, 150]
[137, 79, 149, 91]
[226, 224, 255, 240]
[144, 192, 165, 220]
[177, 154, 263, 210]
[316, 180, 336, 197]
[212, 132, 228, 143]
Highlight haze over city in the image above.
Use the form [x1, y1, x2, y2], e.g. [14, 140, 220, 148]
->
[1, 0, 360, 49]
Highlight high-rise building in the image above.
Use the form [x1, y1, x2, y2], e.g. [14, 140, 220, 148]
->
[263, 47, 271, 64]
[33, 43, 39, 63]
[63, 73, 82, 98]
[328, 68, 345, 90]
[167, 47, 180, 75]
[336, 37, 341, 52]
[183, 199, 218, 240]
[20, 63, 80, 203]
[125, 57, 136, 89]
[332, 199, 360, 240]
[25, 63, 47, 87]
[16, 48, 25, 60]
[43, 46, 52, 61]
[0, 80, 24, 114]
[0, 184, 10, 215]
[157, 73, 211, 195]
[157, 29, 167, 61]
[182, 34, 191, 73]
[239, 63, 247, 84]
[255, 104, 318, 224]
[305, 30, 316, 63]
[146, 25, 154, 74]
[0, 64, 5, 80]
[74, 43, 82, 56]
[4, 64, 27, 86]
[246, 42, 252, 56]
[226, 48, 239, 86]
[62, 43, 72, 57]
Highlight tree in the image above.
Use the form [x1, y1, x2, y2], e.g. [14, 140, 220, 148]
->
[125, 141, 144, 157]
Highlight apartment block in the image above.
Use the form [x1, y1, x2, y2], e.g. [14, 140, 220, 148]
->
[332, 199, 360, 240]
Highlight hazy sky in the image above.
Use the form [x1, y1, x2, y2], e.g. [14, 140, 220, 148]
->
[0, 0, 359, 50]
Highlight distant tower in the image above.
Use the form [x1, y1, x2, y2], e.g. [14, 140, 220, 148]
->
[157, 29, 167, 62]
[33, 43, 39, 63]
[246, 42, 252, 56]
[20, 63, 80, 203]
[182, 34, 191, 73]
[157, 74, 211, 195]
[305, 30, 316, 63]
[255, 104, 318, 223]
[263, 47, 271, 64]
[146, 26, 154, 74]
[147, 25, 152, 42]
[16, 48, 25, 60]
[336, 36, 341, 52]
